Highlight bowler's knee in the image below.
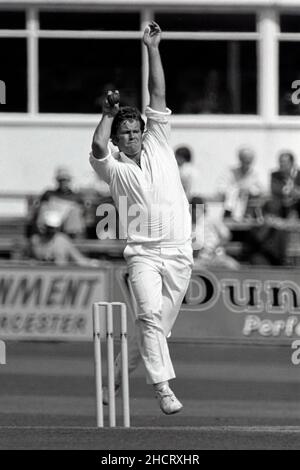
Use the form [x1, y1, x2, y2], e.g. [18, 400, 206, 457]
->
[136, 310, 161, 329]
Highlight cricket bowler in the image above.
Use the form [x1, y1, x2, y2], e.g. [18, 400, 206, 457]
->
[90, 21, 193, 414]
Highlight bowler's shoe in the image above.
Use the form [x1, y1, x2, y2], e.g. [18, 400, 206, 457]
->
[155, 385, 183, 415]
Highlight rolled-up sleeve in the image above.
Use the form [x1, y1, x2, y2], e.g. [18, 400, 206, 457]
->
[144, 106, 172, 144]
[89, 151, 117, 185]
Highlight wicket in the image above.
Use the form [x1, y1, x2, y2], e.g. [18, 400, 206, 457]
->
[93, 302, 130, 428]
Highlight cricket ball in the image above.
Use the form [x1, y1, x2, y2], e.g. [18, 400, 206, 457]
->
[107, 91, 120, 106]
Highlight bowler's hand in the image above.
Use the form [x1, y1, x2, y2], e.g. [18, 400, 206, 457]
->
[102, 90, 120, 117]
[143, 21, 161, 47]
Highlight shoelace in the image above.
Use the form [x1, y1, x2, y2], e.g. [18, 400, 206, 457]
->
[156, 388, 174, 399]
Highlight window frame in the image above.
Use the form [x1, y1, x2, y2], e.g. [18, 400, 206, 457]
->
[278, 9, 300, 121]
[0, 3, 298, 128]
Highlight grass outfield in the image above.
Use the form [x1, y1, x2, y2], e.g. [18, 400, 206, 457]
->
[1, 426, 300, 449]
[0, 341, 300, 449]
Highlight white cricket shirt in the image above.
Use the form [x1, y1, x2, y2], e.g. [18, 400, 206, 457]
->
[90, 106, 191, 246]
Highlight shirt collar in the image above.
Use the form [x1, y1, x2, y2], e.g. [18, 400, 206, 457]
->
[119, 150, 143, 166]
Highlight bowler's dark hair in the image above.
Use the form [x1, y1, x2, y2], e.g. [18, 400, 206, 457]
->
[111, 106, 145, 138]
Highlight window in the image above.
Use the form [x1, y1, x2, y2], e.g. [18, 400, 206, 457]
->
[0, 11, 25, 29]
[0, 11, 27, 112]
[39, 11, 140, 30]
[0, 8, 260, 117]
[279, 42, 300, 116]
[155, 13, 256, 32]
[39, 39, 141, 113]
[280, 14, 300, 33]
[160, 40, 257, 114]
[155, 12, 257, 115]
[279, 14, 300, 115]
[0, 39, 27, 112]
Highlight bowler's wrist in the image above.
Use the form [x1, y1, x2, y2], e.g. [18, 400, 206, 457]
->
[146, 44, 160, 52]
[102, 110, 116, 119]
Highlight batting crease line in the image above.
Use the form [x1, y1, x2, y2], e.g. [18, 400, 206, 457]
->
[1, 425, 300, 433]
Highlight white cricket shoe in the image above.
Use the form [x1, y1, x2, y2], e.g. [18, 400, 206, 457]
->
[155, 385, 183, 415]
[102, 383, 121, 405]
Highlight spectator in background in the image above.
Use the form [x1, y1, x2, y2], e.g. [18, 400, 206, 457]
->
[28, 166, 86, 239]
[218, 147, 263, 221]
[270, 151, 300, 219]
[79, 170, 114, 239]
[244, 200, 288, 266]
[175, 146, 195, 202]
[30, 210, 99, 267]
[191, 196, 240, 270]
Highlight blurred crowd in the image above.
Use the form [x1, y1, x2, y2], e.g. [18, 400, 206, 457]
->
[185, 147, 300, 269]
[19, 146, 300, 267]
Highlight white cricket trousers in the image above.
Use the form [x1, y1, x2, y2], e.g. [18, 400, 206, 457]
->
[118, 243, 193, 385]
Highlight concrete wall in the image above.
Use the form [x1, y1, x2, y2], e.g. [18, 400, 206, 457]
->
[1, 118, 300, 214]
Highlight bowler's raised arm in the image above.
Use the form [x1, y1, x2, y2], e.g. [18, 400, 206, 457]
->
[143, 22, 166, 112]
[92, 91, 119, 159]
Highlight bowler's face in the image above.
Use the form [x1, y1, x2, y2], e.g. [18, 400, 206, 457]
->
[115, 119, 142, 158]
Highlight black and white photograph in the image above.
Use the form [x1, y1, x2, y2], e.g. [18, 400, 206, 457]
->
[0, 0, 300, 453]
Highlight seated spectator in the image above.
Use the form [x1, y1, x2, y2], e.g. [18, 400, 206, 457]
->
[243, 200, 288, 266]
[79, 170, 116, 239]
[28, 167, 86, 239]
[30, 210, 99, 267]
[191, 197, 240, 270]
[270, 151, 300, 218]
[175, 146, 195, 202]
[218, 147, 263, 221]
